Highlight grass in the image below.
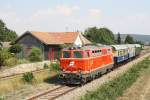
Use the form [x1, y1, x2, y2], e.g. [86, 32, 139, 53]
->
[81, 56, 150, 100]
[0, 69, 58, 98]
[0, 61, 60, 97]
[50, 61, 60, 72]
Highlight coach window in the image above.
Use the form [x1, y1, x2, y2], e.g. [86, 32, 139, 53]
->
[63, 51, 71, 58]
[74, 51, 83, 58]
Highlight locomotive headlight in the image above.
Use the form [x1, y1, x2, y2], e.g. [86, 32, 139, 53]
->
[69, 61, 75, 67]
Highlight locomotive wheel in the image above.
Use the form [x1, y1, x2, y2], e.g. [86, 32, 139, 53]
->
[80, 78, 86, 86]
[98, 72, 102, 77]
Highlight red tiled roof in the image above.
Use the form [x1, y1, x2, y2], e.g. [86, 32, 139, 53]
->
[16, 31, 91, 45]
[30, 31, 79, 44]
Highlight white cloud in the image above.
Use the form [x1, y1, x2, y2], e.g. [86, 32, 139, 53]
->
[0, 5, 150, 35]
[89, 9, 102, 19]
[56, 5, 80, 16]
[0, 9, 21, 32]
[31, 4, 80, 21]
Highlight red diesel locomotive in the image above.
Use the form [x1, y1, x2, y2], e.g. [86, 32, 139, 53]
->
[60, 45, 114, 84]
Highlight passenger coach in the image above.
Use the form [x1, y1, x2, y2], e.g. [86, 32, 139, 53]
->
[111, 45, 129, 64]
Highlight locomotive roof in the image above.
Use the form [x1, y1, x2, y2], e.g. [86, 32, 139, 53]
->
[63, 45, 112, 51]
[81, 45, 111, 50]
[63, 44, 141, 51]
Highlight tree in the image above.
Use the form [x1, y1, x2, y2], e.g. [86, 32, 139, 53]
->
[9, 44, 22, 54]
[84, 27, 98, 43]
[28, 47, 42, 62]
[84, 27, 115, 44]
[124, 35, 135, 44]
[117, 32, 121, 44]
[0, 19, 18, 42]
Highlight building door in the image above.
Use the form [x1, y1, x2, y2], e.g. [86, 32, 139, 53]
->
[48, 48, 54, 60]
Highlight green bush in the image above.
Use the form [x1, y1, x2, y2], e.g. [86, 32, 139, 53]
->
[0, 95, 4, 100]
[22, 72, 35, 83]
[9, 44, 22, 54]
[4, 57, 18, 67]
[0, 49, 12, 67]
[50, 62, 60, 71]
[44, 63, 49, 69]
[28, 47, 42, 62]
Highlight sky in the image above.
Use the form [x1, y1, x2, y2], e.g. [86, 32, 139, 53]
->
[0, 0, 150, 35]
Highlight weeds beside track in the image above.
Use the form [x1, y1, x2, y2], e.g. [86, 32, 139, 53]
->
[81, 56, 150, 100]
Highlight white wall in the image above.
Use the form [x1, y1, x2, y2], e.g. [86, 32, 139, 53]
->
[74, 35, 82, 47]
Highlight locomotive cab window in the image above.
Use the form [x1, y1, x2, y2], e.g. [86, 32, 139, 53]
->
[63, 51, 71, 58]
[74, 51, 83, 58]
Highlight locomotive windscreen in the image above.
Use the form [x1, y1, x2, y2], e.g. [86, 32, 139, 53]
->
[63, 51, 71, 58]
[73, 51, 83, 58]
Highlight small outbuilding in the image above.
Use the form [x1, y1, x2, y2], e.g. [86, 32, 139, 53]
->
[16, 31, 91, 60]
[1, 42, 11, 48]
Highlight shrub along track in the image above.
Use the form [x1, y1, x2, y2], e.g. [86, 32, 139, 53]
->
[0, 68, 48, 81]
[81, 56, 150, 100]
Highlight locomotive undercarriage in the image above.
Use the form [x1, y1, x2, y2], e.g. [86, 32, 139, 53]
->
[60, 64, 114, 85]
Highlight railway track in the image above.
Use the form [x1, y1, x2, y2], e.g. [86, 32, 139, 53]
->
[0, 68, 48, 80]
[27, 85, 78, 100]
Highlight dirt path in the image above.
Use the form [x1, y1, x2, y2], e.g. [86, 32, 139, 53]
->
[117, 58, 150, 100]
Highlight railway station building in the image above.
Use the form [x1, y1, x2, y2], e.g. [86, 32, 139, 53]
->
[15, 31, 91, 60]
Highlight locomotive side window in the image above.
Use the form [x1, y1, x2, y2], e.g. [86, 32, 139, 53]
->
[91, 50, 101, 57]
[63, 51, 71, 58]
[74, 51, 83, 58]
[84, 51, 90, 58]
